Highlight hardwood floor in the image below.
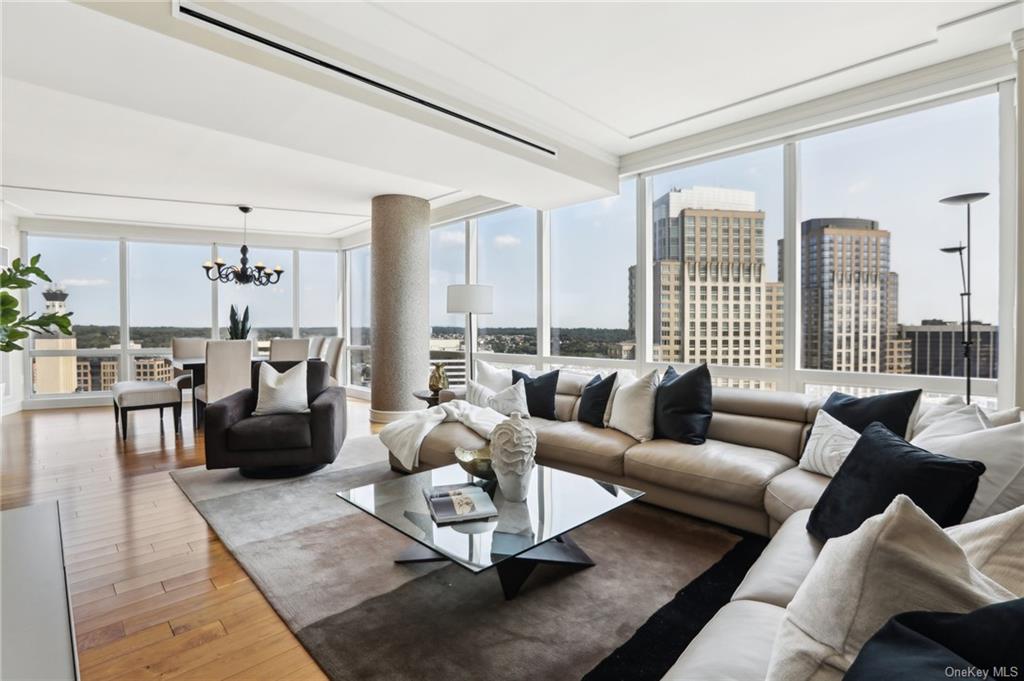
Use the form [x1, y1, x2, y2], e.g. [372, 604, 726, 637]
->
[1, 398, 375, 680]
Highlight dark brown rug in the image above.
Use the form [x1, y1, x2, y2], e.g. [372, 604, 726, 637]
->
[171, 437, 745, 681]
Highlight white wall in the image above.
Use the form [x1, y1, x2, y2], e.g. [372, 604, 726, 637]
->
[2, 206, 26, 414]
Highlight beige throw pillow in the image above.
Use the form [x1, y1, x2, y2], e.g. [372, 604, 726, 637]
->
[252, 361, 309, 416]
[608, 370, 659, 442]
[799, 410, 859, 477]
[946, 504, 1024, 596]
[766, 495, 1014, 681]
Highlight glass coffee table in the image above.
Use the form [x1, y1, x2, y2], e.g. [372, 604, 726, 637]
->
[337, 463, 643, 599]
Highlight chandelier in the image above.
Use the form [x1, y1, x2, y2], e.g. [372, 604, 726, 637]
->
[202, 206, 284, 286]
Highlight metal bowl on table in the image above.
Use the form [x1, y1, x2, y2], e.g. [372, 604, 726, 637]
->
[454, 445, 496, 481]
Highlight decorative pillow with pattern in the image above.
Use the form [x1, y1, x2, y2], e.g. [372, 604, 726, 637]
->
[799, 410, 860, 477]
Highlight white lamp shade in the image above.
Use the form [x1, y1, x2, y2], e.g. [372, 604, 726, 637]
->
[447, 284, 493, 314]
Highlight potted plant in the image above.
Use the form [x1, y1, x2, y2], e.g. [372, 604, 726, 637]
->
[228, 304, 250, 340]
[1, 254, 73, 352]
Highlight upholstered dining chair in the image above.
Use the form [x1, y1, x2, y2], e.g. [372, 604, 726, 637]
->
[307, 336, 325, 359]
[194, 340, 252, 426]
[172, 337, 207, 427]
[270, 338, 310, 362]
[321, 336, 345, 386]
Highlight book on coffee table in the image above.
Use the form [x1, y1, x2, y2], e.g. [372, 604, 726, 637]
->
[422, 483, 498, 525]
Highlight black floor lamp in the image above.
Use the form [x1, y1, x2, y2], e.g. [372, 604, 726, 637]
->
[939, 191, 989, 404]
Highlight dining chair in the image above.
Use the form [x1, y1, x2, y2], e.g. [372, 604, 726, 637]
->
[321, 336, 345, 386]
[269, 338, 310, 362]
[194, 340, 252, 426]
[307, 336, 325, 359]
[171, 337, 208, 427]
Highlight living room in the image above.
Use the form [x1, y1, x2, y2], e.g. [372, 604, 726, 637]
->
[1, 2, 1023, 680]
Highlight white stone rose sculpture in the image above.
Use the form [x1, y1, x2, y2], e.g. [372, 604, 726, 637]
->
[489, 411, 538, 502]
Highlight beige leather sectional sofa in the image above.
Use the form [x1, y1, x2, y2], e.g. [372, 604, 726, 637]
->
[389, 372, 832, 536]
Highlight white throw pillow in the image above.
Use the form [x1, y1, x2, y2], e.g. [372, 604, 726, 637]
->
[910, 395, 965, 439]
[985, 406, 1023, 427]
[911, 404, 989, 440]
[608, 370, 659, 442]
[252, 361, 309, 416]
[475, 360, 512, 392]
[466, 379, 494, 408]
[798, 410, 860, 477]
[487, 380, 530, 417]
[603, 372, 636, 427]
[913, 420, 1024, 522]
[947, 505, 1024, 595]
[765, 495, 1014, 681]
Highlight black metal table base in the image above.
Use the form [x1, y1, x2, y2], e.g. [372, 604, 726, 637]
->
[394, 534, 595, 600]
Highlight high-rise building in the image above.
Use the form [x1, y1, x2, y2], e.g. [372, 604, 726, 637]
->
[764, 282, 784, 368]
[32, 288, 78, 394]
[800, 218, 898, 373]
[898, 320, 999, 378]
[630, 186, 769, 366]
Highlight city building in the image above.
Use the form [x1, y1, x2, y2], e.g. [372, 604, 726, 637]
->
[632, 186, 770, 366]
[800, 217, 898, 373]
[764, 281, 784, 368]
[899, 320, 999, 378]
[885, 337, 913, 374]
[133, 356, 173, 383]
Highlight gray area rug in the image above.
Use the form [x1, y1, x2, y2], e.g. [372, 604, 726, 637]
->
[171, 436, 742, 681]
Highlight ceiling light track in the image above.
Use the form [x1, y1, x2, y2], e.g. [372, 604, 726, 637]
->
[176, 3, 557, 157]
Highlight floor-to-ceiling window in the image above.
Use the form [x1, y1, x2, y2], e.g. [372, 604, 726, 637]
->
[298, 249, 339, 338]
[25, 235, 121, 394]
[477, 207, 537, 355]
[347, 245, 372, 387]
[22, 234, 341, 401]
[550, 178, 637, 361]
[646, 147, 784, 389]
[430, 221, 467, 384]
[798, 93, 1000, 403]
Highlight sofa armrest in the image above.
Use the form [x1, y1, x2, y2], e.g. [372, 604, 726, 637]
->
[439, 386, 466, 403]
[204, 388, 255, 464]
[310, 387, 347, 463]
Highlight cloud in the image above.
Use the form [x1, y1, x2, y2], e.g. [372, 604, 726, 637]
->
[437, 230, 465, 245]
[493, 234, 521, 248]
[61, 278, 109, 287]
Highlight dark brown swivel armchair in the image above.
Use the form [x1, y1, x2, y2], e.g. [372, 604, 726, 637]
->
[204, 360, 346, 478]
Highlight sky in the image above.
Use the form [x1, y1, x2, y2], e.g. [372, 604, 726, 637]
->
[28, 93, 1000, 336]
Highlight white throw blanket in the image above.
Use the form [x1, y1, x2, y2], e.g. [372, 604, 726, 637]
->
[379, 399, 507, 470]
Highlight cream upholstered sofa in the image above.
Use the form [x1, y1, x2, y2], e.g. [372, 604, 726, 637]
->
[388, 372, 832, 536]
[662, 508, 822, 680]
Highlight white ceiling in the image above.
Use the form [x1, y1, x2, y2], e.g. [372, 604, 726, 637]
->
[2, 0, 1021, 238]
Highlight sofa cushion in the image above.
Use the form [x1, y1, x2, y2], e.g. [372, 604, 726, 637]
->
[654, 364, 713, 445]
[732, 509, 822, 608]
[764, 466, 830, 526]
[806, 423, 986, 542]
[535, 421, 635, 477]
[418, 422, 487, 468]
[663, 599, 785, 681]
[512, 369, 559, 420]
[577, 373, 615, 428]
[228, 414, 311, 451]
[625, 439, 795, 508]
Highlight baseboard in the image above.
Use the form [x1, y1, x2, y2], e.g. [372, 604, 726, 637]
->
[369, 407, 417, 424]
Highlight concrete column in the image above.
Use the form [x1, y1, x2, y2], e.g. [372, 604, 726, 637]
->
[369, 194, 430, 423]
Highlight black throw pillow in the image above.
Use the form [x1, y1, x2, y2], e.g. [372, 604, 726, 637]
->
[806, 422, 985, 542]
[512, 369, 560, 420]
[654, 364, 713, 445]
[821, 388, 922, 438]
[845, 599, 1024, 681]
[578, 372, 616, 428]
